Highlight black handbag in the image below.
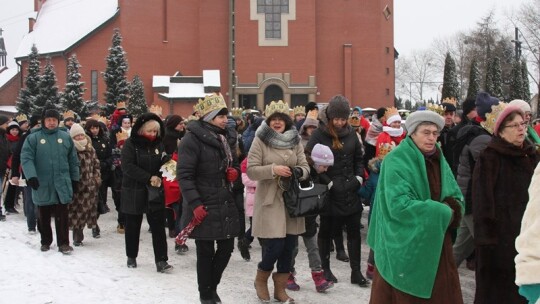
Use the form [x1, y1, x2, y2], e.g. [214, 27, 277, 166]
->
[282, 168, 328, 218]
[146, 185, 165, 212]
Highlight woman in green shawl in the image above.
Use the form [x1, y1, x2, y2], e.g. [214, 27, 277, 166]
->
[367, 110, 464, 303]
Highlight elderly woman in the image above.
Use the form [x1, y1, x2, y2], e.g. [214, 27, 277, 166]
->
[248, 102, 309, 303]
[472, 105, 539, 304]
[305, 95, 367, 287]
[177, 93, 240, 304]
[68, 124, 101, 246]
[367, 110, 464, 303]
[121, 112, 172, 273]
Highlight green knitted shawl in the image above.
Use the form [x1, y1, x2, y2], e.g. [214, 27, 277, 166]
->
[367, 136, 463, 298]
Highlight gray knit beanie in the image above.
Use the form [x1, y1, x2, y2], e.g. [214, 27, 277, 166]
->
[326, 95, 350, 120]
[405, 110, 444, 135]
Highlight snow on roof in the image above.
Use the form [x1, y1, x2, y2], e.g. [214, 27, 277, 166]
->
[0, 106, 18, 113]
[0, 68, 18, 89]
[15, 0, 119, 58]
[160, 83, 208, 99]
[152, 76, 170, 88]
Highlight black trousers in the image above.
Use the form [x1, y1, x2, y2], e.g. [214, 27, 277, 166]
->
[233, 190, 246, 240]
[195, 238, 234, 299]
[3, 183, 20, 209]
[318, 212, 362, 241]
[125, 209, 168, 263]
[38, 203, 69, 247]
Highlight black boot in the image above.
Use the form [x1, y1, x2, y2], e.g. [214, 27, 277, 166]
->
[335, 234, 349, 262]
[348, 239, 369, 287]
[318, 238, 338, 283]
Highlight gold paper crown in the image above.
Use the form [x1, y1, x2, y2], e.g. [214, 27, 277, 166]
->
[89, 113, 100, 121]
[293, 106, 306, 116]
[15, 113, 28, 122]
[98, 115, 109, 126]
[116, 130, 129, 142]
[348, 116, 361, 127]
[264, 100, 289, 117]
[481, 102, 507, 135]
[117, 101, 126, 109]
[63, 110, 75, 119]
[441, 97, 457, 107]
[185, 115, 199, 122]
[230, 107, 244, 117]
[378, 142, 397, 158]
[427, 103, 445, 116]
[194, 93, 227, 117]
[149, 104, 163, 117]
[383, 107, 399, 121]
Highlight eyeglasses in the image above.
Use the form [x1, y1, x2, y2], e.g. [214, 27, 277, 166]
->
[419, 130, 440, 137]
[504, 121, 527, 129]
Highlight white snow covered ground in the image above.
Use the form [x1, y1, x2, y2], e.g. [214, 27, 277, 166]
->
[0, 203, 476, 304]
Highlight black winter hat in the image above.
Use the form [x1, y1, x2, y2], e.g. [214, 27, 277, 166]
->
[305, 102, 318, 114]
[42, 109, 61, 121]
[29, 115, 41, 128]
[165, 115, 184, 129]
[461, 98, 476, 117]
[475, 92, 499, 120]
[326, 95, 350, 120]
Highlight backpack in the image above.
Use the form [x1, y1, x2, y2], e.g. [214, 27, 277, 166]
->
[451, 125, 487, 176]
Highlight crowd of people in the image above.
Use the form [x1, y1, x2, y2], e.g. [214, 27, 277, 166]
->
[1, 91, 540, 304]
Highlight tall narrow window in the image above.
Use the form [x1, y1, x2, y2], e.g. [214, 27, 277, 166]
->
[91, 70, 98, 101]
[257, 0, 289, 39]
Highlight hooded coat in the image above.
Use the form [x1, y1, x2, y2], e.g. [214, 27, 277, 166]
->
[120, 113, 166, 215]
[21, 126, 80, 205]
[177, 120, 240, 240]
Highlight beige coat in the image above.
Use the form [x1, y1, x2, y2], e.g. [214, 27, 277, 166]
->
[247, 137, 308, 238]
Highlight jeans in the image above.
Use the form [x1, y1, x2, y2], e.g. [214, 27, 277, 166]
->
[195, 238, 234, 299]
[23, 186, 37, 230]
[125, 209, 168, 263]
[291, 233, 322, 272]
[259, 234, 298, 273]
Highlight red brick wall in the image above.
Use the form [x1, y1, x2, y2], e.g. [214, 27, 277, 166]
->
[0, 72, 21, 107]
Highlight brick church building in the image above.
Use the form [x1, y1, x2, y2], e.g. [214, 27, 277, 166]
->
[13, 0, 395, 117]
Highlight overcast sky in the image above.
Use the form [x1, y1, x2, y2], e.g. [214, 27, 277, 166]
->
[0, 1, 531, 70]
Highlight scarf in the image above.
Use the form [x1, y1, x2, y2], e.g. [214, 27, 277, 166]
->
[382, 126, 404, 137]
[7, 134, 19, 142]
[255, 121, 300, 149]
[74, 139, 88, 151]
[202, 122, 233, 167]
[366, 116, 383, 145]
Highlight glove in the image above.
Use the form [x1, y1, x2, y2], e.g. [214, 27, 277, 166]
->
[149, 176, 162, 187]
[293, 167, 303, 177]
[27, 177, 40, 190]
[355, 176, 363, 185]
[327, 181, 333, 190]
[192, 205, 208, 225]
[72, 180, 79, 193]
[519, 284, 540, 304]
[226, 167, 239, 182]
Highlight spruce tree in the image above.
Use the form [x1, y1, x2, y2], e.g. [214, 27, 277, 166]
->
[60, 54, 85, 114]
[127, 75, 147, 117]
[484, 56, 495, 95]
[509, 60, 524, 101]
[521, 60, 531, 100]
[16, 45, 41, 115]
[34, 58, 60, 115]
[102, 29, 129, 116]
[441, 52, 459, 100]
[466, 58, 481, 100]
[491, 57, 503, 99]
[80, 100, 100, 119]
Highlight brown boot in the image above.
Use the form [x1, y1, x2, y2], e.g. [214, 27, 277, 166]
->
[272, 272, 295, 303]
[254, 269, 272, 302]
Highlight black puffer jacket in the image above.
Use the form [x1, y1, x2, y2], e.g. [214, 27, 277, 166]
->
[177, 120, 239, 240]
[120, 113, 165, 215]
[87, 129, 113, 183]
[305, 120, 364, 217]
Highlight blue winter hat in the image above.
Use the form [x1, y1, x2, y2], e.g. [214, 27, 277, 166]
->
[353, 106, 363, 114]
[475, 92, 500, 120]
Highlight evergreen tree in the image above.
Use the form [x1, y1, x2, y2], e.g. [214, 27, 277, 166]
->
[17, 45, 41, 115]
[509, 60, 524, 101]
[60, 54, 85, 114]
[484, 56, 495, 95]
[127, 75, 147, 117]
[466, 58, 481, 100]
[491, 57, 503, 99]
[102, 29, 129, 116]
[441, 52, 459, 100]
[80, 100, 100, 119]
[394, 96, 404, 109]
[521, 60, 531, 100]
[34, 58, 61, 115]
